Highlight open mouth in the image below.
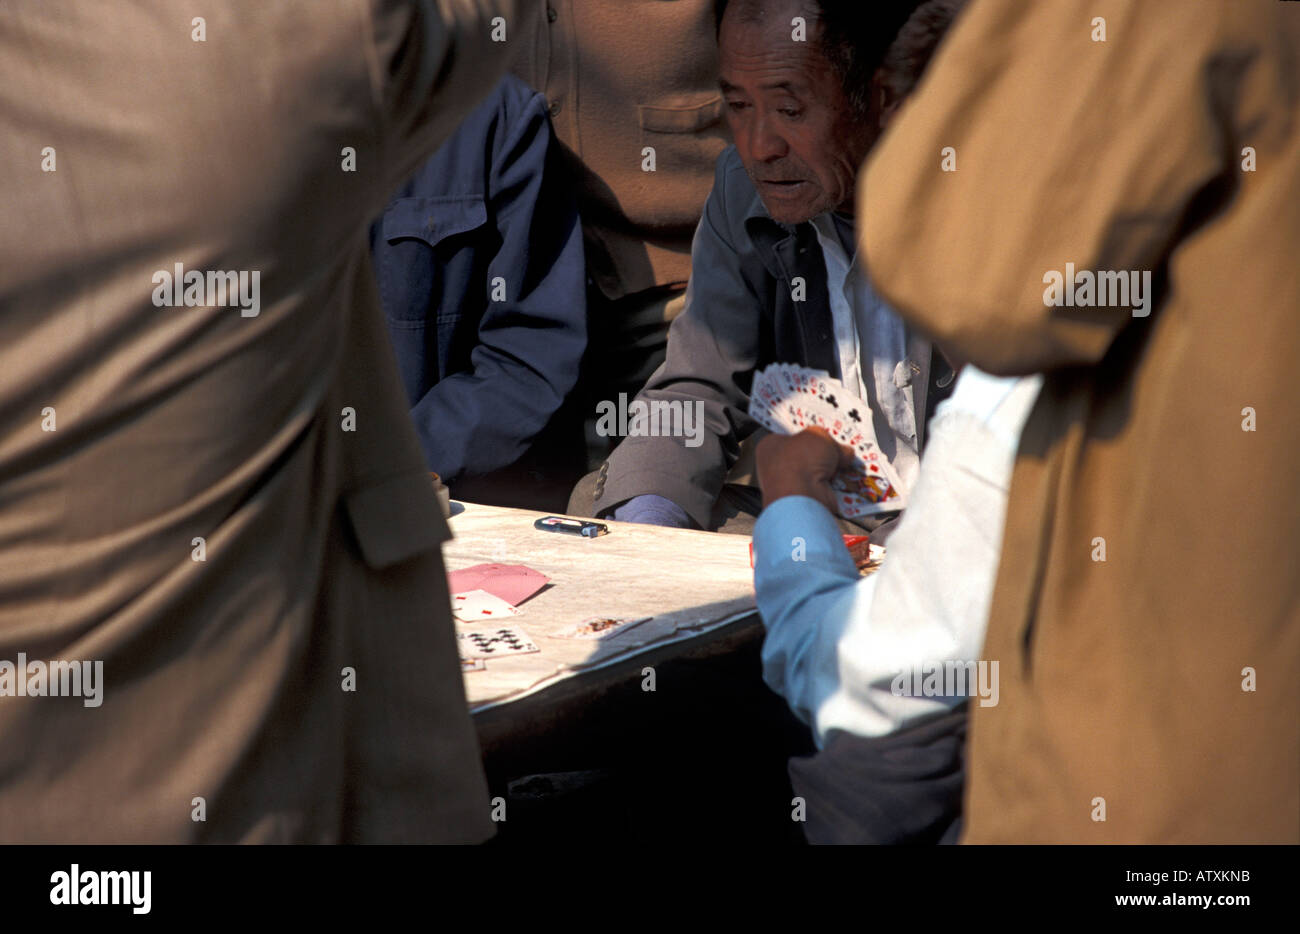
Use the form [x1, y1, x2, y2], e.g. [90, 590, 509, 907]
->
[758, 179, 808, 196]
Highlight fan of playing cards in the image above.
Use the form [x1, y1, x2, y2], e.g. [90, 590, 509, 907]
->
[748, 363, 907, 519]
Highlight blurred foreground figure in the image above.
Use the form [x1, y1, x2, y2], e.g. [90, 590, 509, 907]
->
[513, 0, 731, 406]
[863, 0, 1299, 842]
[0, 0, 527, 842]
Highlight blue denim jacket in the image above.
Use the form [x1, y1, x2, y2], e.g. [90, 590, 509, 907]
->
[370, 74, 586, 484]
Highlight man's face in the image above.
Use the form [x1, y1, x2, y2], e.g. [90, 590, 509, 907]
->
[719, 6, 875, 224]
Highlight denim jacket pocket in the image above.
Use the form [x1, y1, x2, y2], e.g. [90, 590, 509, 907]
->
[378, 195, 488, 326]
[381, 194, 487, 246]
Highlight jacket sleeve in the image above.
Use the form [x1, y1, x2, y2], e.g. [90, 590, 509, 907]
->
[408, 89, 587, 482]
[592, 153, 768, 529]
[370, 0, 535, 196]
[860, 0, 1237, 375]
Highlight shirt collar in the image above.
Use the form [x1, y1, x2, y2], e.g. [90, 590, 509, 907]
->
[809, 212, 858, 269]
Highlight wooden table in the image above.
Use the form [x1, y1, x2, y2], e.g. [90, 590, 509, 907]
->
[442, 502, 815, 843]
[444, 502, 763, 717]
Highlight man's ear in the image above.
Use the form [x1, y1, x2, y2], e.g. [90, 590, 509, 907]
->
[879, 93, 902, 129]
[869, 68, 903, 131]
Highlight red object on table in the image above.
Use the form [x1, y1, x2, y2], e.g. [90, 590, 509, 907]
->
[749, 535, 870, 568]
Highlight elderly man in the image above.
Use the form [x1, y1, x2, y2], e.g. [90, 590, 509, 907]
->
[572, 0, 958, 534]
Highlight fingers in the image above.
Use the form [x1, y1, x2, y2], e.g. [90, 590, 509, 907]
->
[799, 427, 854, 471]
[834, 438, 855, 471]
[757, 427, 854, 512]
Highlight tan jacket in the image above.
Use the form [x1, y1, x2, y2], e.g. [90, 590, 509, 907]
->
[0, 0, 530, 842]
[862, 0, 1299, 842]
[513, 0, 730, 299]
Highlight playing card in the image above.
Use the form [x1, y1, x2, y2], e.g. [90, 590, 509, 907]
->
[447, 563, 550, 606]
[830, 454, 906, 518]
[461, 658, 487, 672]
[451, 588, 523, 622]
[813, 378, 842, 410]
[777, 364, 802, 403]
[748, 363, 908, 519]
[457, 627, 540, 659]
[553, 616, 653, 641]
[751, 371, 785, 414]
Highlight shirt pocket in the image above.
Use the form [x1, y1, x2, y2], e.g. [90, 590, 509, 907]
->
[378, 194, 488, 326]
[637, 95, 728, 198]
[637, 95, 725, 135]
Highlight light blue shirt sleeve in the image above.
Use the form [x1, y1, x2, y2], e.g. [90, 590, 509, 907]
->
[753, 496, 875, 738]
[753, 370, 1043, 749]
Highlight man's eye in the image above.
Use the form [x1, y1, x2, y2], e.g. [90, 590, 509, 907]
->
[779, 107, 802, 119]
[726, 100, 748, 112]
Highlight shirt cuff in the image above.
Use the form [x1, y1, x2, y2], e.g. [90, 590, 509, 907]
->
[753, 496, 858, 578]
[609, 494, 698, 529]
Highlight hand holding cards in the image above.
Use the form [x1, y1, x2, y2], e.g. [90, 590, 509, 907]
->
[748, 363, 906, 518]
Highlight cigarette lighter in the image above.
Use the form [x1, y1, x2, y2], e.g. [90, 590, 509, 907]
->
[533, 516, 608, 538]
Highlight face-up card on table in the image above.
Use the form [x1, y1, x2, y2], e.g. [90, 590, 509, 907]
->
[457, 626, 540, 659]
[447, 563, 549, 606]
[553, 616, 652, 641]
[451, 588, 523, 622]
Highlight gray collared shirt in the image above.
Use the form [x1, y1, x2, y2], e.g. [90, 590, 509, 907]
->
[810, 211, 927, 494]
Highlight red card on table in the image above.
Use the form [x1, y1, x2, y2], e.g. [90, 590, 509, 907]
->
[447, 563, 550, 606]
[748, 536, 875, 568]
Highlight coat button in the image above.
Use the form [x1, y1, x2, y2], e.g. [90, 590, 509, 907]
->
[893, 359, 920, 388]
[547, 5, 557, 23]
[549, 99, 562, 117]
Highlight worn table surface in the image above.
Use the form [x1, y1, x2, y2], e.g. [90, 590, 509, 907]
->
[443, 502, 759, 712]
